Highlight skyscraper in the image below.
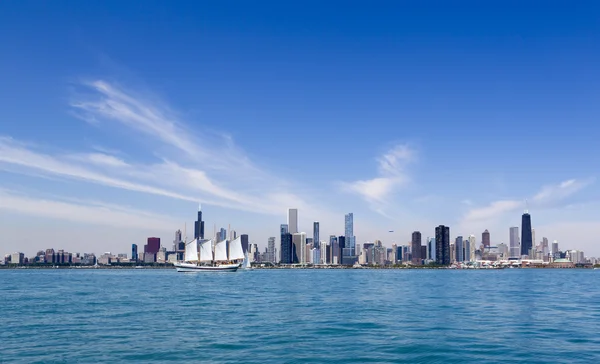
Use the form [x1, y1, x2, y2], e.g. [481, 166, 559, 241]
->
[131, 244, 138, 262]
[345, 213, 355, 253]
[280, 224, 292, 264]
[435, 225, 450, 265]
[482, 229, 490, 249]
[521, 212, 533, 257]
[468, 235, 476, 261]
[411, 231, 422, 265]
[455, 236, 463, 262]
[292, 232, 306, 264]
[313, 221, 319, 249]
[428, 237, 436, 261]
[173, 229, 182, 251]
[288, 209, 298, 234]
[509, 227, 520, 258]
[194, 204, 205, 240]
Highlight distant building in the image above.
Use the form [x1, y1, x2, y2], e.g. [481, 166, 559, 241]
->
[267, 237, 276, 263]
[144, 237, 160, 256]
[455, 236, 464, 262]
[345, 213, 355, 254]
[10, 252, 24, 265]
[240, 234, 249, 254]
[292, 232, 306, 264]
[313, 222, 319, 250]
[411, 231, 422, 265]
[131, 244, 138, 262]
[509, 227, 520, 258]
[468, 235, 476, 261]
[482, 229, 490, 249]
[427, 238, 436, 261]
[280, 224, 293, 264]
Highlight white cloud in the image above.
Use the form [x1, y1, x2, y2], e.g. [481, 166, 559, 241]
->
[0, 189, 179, 230]
[341, 144, 415, 215]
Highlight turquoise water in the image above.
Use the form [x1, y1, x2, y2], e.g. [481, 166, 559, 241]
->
[1, 269, 600, 363]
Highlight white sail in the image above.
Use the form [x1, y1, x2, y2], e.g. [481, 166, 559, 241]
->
[214, 239, 228, 261]
[228, 237, 245, 261]
[184, 239, 198, 262]
[243, 251, 251, 269]
[199, 239, 213, 262]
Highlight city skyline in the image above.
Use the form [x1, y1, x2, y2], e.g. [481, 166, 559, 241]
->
[1, 2, 600, 256]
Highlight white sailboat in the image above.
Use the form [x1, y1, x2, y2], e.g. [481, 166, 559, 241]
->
[241, 250, 252, 270]
[174, 237, 242, 272]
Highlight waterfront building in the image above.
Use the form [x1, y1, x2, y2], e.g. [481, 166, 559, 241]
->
[411, 231, 422, 265]
[320, 241, 328, 264]
[267, 237, 276, 263]
[509, 227, 520, 258]
[288, 209, 298, 234]
[464, 239, 470, 262]
[391, 243, 398, 264]
[10, 252, 24, 265]
[552, 240, 559, 255]
[521, 212, 533, 257]
[435, 225, 451, 265]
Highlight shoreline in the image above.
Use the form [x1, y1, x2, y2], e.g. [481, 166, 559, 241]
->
[1, 265, 597, 270]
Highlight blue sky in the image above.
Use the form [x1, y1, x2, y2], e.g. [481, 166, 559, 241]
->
[1, 1, 599, 256]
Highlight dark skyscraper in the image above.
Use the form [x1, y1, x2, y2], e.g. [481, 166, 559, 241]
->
[411, 231, 422, 265]
[455, 236, 463, 262]
[144, 237, 160, 254]
[435, 225, 450, 265]
[521, 212, 533, 256]
[482, 229, 490, 248]
[131, 244, 138, 261]
[194, 204, 205, 240]
[313, 221, 320, 248]
[280, 224, 292, 264]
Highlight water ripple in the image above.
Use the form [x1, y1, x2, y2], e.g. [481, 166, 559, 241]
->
[1, 269, 599, 363]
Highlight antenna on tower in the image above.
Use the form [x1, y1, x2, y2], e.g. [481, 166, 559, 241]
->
[525, 199, 529, 214]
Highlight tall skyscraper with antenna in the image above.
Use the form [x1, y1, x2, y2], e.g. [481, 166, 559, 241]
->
[194, 203, 205, 240]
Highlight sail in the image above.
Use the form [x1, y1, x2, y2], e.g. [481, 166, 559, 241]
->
[199, 239, 213, 262]
[243, 251, 251, 269]
[184, 239, 198, 262]
[228, 237, 245, 261]
[214, 239, 228, 261]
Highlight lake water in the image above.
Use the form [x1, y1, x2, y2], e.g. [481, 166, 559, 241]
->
[1, 269, 599, 363]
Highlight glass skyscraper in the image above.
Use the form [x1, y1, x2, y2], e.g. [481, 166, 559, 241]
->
[435, 225, 450, 265]
[344, 213, 355, 253]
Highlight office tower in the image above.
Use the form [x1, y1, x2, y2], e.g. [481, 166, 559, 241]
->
[131, 244, 138, 262]
[338, 236, 346, 264]
[240, 234, 249, 253]
[230, 230, 237, 241]
[435, 225, 450, 265]
[532, 229, 536, 252]
[313, 222, 320, 249]
[509, 227, 520, 258]
[482, 229, 490, 248]
[391, 243, 398, 264]
[345, 213, 355, 253]
[280, 224, 293, 264]
[173, 229, 182, 251]
[455, 236, 464, 262]
[194, 204, 205, 240]
[520, 212, 533, 257]
[267, 237, 276, 263]
[320, 241, 328, 264]
[464, 239, 470, 262]
[428, 237, 436, 261]
[292, 232, 307, 264]
[411, 231, 422, 264]
[468, 235, 476, 261]
[218, 228, 227, 241]
[144, 237, 160, 254]
[552, 240, 559, 255]
[288, 209, 298, 234]
[420, 245, 427, 262]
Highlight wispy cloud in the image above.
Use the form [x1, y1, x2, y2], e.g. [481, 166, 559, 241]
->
[461, 178, 594, 223]
[0, 189, 180, 230]
[340, 144, 415, 215]
[0, 80, 337, 220]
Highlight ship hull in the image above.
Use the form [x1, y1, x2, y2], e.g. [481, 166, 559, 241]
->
[174, 262, 240, 272]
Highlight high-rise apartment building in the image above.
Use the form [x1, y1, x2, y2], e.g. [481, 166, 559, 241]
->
[344, 213, 355, 253]
[428, 237, 436, 261]
[131, 244, 138, 262]
[435, 225, 451, 265]
[411, 231, 422, 265]
[455, 236, 463, 262]
[468, 235, 476, 261]
[313, 222, 319, 249]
